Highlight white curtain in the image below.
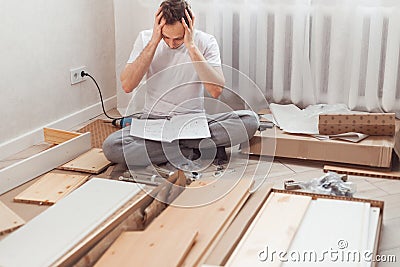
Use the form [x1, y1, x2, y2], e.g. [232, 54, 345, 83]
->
[114, 0, 400, 116]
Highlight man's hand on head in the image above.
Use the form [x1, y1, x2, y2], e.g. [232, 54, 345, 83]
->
[181, 8, 196, 49]
[150, 7, 166, 45]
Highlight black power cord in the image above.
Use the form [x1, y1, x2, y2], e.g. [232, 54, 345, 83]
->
[81, 71, 123, 121]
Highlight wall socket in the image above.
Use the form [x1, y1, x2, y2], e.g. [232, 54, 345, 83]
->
[70, 66, 87, 85]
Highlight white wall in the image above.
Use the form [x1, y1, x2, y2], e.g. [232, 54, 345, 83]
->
[0, 0, 117, 159]
[114, 0, 155, 116]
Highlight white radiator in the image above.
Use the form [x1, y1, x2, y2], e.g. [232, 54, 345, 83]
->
[193, 0, 400, 114]
[115, 0, 400, 115]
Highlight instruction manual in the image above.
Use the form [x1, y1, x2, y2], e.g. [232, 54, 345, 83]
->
[129, 113, 211, 142]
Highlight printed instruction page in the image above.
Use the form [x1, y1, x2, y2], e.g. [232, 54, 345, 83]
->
[130, 113, 211, 142]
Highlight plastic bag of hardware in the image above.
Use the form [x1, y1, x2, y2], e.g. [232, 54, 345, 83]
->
[298, 172, 356, 197]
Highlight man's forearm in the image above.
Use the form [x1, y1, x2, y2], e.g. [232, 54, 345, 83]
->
[120, 41, 159, 93]
[187, 44, 225, 98]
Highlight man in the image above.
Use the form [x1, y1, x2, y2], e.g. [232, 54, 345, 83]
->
[103, 0, 259, 167]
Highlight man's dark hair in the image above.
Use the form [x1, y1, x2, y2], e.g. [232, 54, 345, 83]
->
[160, 0, 192, 25]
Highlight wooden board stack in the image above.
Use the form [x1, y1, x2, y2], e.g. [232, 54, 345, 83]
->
[95, 177, 253, 267]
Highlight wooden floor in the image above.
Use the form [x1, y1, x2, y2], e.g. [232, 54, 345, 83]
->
[0, 111, 399, 266]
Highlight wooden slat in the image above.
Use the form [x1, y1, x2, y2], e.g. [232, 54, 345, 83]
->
[163, 178, 252, 267]
[226, 193, 312, 267]
[14, 172, 90, 205]
[0, 201, 25, 235]
[0, 132, 91, 195]
[58, 148, 111, 174]
[197, 190, 251, 265]
[96, 230, 198, 267]
[324, 164, 400, 180]
[44, 128, 81, 145]
[206, 183, 274, 266]
[0, 179, 142, 267]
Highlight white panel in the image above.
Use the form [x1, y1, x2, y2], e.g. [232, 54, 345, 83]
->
[0, 132, 91, 195]
[272, 7, 286, 102]
[283, 199, 371, 267]
[382, 8, 400, 111]
[366, 207, 380, 255]
[365, 8, 384, 111]
[0, 179, 142, 267]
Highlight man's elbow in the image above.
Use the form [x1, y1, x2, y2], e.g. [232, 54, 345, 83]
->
[210, 85, 223, 98]
[121, 78, 135, 93]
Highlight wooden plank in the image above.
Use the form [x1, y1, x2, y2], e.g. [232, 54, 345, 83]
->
[226, 193, 312, 267]
[324, 164, 400, 180]
[0, 131, 91, 195]
[206, 183, 274, 266]
[197, 190, 251, 265]
[0, 178, 142, 267]
[44, 128, 81, 145]
[14, 172, 90, 205]
[96, 230, 198, 267]
[0, 201, 25, 235]
[161, 178, 252, 267]
[58, 148, 111, 174]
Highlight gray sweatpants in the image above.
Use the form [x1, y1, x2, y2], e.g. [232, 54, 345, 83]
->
[102, 110, 259, 167]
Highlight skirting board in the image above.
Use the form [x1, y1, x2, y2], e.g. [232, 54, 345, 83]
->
[0, 178, 142, 267]
[0, 95, 116, 161]
[0, 130, 91, 195]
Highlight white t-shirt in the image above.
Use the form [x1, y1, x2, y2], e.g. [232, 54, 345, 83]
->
[127, 29, 222, 116]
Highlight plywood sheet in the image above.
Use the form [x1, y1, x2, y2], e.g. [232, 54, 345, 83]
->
[14, 172, 90, 205]
[96, 230, 198, 267]
[58, 148, 111, 174]
[0, 178, 142, 267]
[226, 193, 312, 267]
[0, 201, 25, 235]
